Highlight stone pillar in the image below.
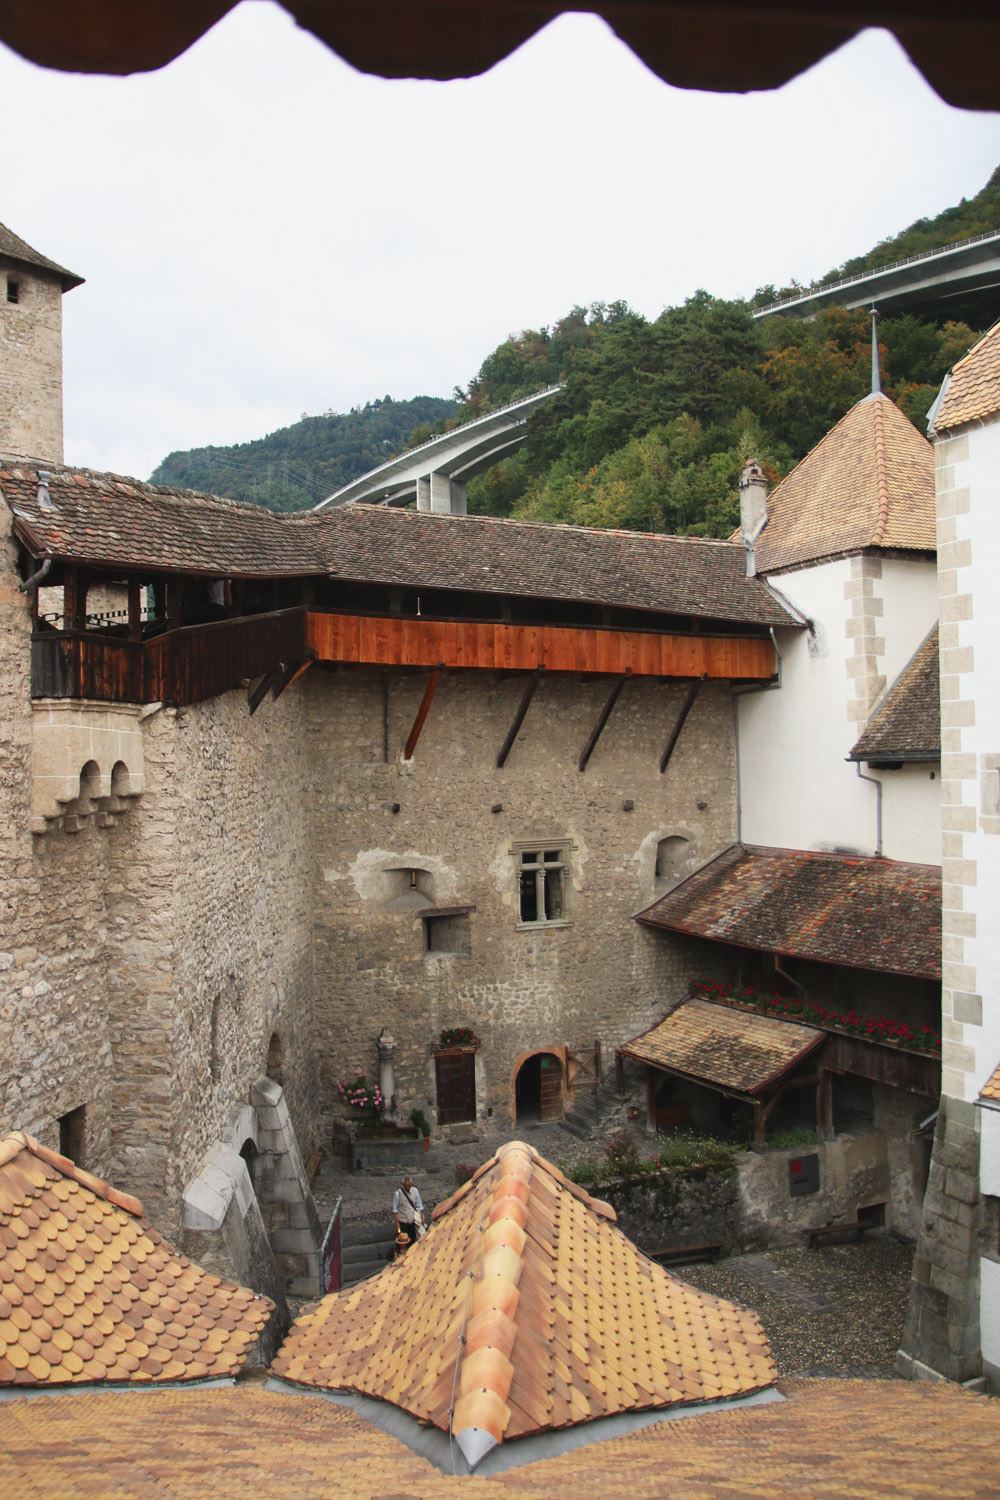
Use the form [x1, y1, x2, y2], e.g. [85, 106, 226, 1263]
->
[377, 1026, 396, 1119]
[897, 1095, 983, 1383]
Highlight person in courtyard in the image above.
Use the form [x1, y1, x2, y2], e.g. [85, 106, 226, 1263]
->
[392, 1175, 423, 1243]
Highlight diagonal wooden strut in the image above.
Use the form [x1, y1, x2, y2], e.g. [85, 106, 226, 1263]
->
[496, 667, 544, 769]
[403, 665, 443, 760]
[578, 674, 628, 772]
[659, 678, 702, 774]
[272, 651, 317, 701]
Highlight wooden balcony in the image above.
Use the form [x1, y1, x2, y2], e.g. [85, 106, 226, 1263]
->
[30, 607, 776, 707]
[305, 612, 776, 679]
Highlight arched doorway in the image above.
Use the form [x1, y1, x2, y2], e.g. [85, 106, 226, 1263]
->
[266, 1032, 284, 1087]
[514, 1052, 564, 1124]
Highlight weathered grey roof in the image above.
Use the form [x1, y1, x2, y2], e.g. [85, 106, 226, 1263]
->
[2, 461, 799, 628]
[636, 844, 941, 980]
[620, 998, 824, 1097]
[849, 628, 939, 763]
[0, 222, 83, 291]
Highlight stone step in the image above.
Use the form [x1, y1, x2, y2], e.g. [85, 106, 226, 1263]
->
[341, 1221, 396, 1250]
[558, 1115, 593, 1141]
[342, 1238, 394, 1265]
[342, 1255, 389, 1285]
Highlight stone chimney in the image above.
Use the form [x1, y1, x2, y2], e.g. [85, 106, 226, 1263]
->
[738, 459, 768, 578]
[0, 221, 83, 463]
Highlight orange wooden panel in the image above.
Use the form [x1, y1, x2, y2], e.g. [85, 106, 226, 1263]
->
[306, 613, 774, 679]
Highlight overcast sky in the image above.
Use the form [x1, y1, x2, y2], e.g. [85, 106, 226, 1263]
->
[3, 2, 1000, 481]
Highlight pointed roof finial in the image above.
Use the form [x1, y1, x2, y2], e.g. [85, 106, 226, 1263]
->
[870, 304, 882, 396]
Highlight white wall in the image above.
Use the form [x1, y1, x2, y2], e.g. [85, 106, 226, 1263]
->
[738, 554, 938, 860]
[937, 417, 1000, 1101]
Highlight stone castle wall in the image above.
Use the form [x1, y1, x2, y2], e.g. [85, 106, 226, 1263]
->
[0, 266, 64, 462]
[306, 666, 736, 1128]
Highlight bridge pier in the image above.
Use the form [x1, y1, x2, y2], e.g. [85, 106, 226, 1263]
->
[416, 472, 467, 515]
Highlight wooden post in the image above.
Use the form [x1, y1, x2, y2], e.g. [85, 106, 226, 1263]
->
[64, 568, 86, 630]
[166, 578, 183, 628]
[817, 1069, 834, 1141]
[594, 1038, 602, 1086]
[127, 578, 142, 641]
[645, 1066, 657, 1135]
[753, 1100, 766, 1147]
[615, 1050, 625, 1096]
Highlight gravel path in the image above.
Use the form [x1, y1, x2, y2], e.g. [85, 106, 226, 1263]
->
[680, 1237, 913, 1378]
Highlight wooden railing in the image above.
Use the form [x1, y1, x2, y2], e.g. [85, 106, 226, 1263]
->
[31, 608, 307, 706]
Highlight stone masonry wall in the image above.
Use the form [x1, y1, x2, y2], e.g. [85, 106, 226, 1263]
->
[0, 266, 64, 462]
[307, 666, 737, 1131]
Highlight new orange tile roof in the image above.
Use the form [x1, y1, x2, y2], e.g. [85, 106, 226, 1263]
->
[980, 1060, 1000, 1104]
[272, 1141, 774, 1466]
[620, 998, 824, 1096]
[933, 318, 1000, 431]
[0, 1132, 273, 1386]
[0, 1378, 997, 1498]
[752, 394, 934, 574]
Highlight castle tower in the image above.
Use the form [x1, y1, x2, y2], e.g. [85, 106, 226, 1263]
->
[0, 222, 83, 463]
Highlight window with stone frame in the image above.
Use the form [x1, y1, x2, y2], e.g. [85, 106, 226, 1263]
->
[513, 841, 573, 929]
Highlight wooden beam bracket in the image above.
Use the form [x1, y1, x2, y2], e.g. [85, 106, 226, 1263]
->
[496, 666, 544, 769]
[272, 649, 317, 702]
[578, 673, 628, 772]
[403, 665, 444, 760]
[659, 677, 703, 774]
[248, 672, 279, 716]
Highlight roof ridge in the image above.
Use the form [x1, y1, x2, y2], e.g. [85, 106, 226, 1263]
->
[451, 1140, 534, 1467]
[870, 394, 890, 546]
[0, 1129, 143, 1218]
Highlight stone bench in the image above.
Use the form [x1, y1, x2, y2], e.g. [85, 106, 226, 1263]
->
[802, 1221, 871, 1250]
[648, 1240, 724, 1267]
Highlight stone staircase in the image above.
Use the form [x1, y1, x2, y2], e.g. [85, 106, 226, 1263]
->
[340, 1218, 397, 1286]
[560, 1055, 645, 1140]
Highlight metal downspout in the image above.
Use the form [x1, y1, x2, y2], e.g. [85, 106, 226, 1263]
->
[854, 760, 884, 858]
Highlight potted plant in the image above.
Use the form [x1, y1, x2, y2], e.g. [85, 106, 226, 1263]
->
[410, 1107, 431, 1150]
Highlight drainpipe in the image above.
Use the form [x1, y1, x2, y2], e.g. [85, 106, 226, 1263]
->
[854, 760, 883, 858]
[18, 556, 51, 594]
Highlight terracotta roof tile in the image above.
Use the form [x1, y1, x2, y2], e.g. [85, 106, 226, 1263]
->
[637, 844, 941, 980]
[2, 463, 797, 628]
[849, 627, 939, 762]
[753, 394, 934, 574]
[980, 1061, 1000, 1104]
[934, 319, 1000, 432]
[0, 1378, 996, 1497]
[0, 1132, 273, 1386]
[272, 1141, 774, 1465]
[620, 997, 824, 1095]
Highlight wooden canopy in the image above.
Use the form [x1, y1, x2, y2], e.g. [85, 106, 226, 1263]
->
[1, 2, 998, 110]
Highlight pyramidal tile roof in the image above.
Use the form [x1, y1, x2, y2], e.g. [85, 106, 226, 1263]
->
[272, 1141, 775, 1469]
[753, 394, 935, 574]
[933, 318, 1000, 432]
[0, 1131, 273, 1386]
[979, 1060, 1000, 1105]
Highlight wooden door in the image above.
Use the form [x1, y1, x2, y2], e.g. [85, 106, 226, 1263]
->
[435, 1050, 476, 1125]
[538, 1054, 563, 1122]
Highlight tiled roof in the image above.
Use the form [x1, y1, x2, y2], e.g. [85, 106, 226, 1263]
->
[636, 844, 941, 980]
[2, 462, 797, 627]
[317, 505, 795, 627]
[849, 627, 939, 762]
[933, 319, 1000, 432]
[1, 462, 325, 577]
[273, 1141, 774, 1466]
[980, 1060, 1000, 1104]
[620, 998, 824, 1096]
[0, 1132, 272, 1385]
[0, 222, 83, 290]
[752, 394, 935, 574]
[0, 1378, 996, 1498]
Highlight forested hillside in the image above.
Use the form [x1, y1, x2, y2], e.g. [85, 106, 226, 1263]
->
[151, 166, 998, 536]
[150, 394, 459, 512]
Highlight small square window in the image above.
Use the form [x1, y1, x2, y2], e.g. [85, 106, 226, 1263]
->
[513, 841, 572, 928]
[6, 278, 19, 304]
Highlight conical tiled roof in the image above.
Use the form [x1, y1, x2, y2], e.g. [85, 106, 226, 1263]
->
[933, 318, 1000, 432]
[0, 1132, 273, 1385]
[753, 394, 934, 574]
[272, 1141, 774, 1468]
